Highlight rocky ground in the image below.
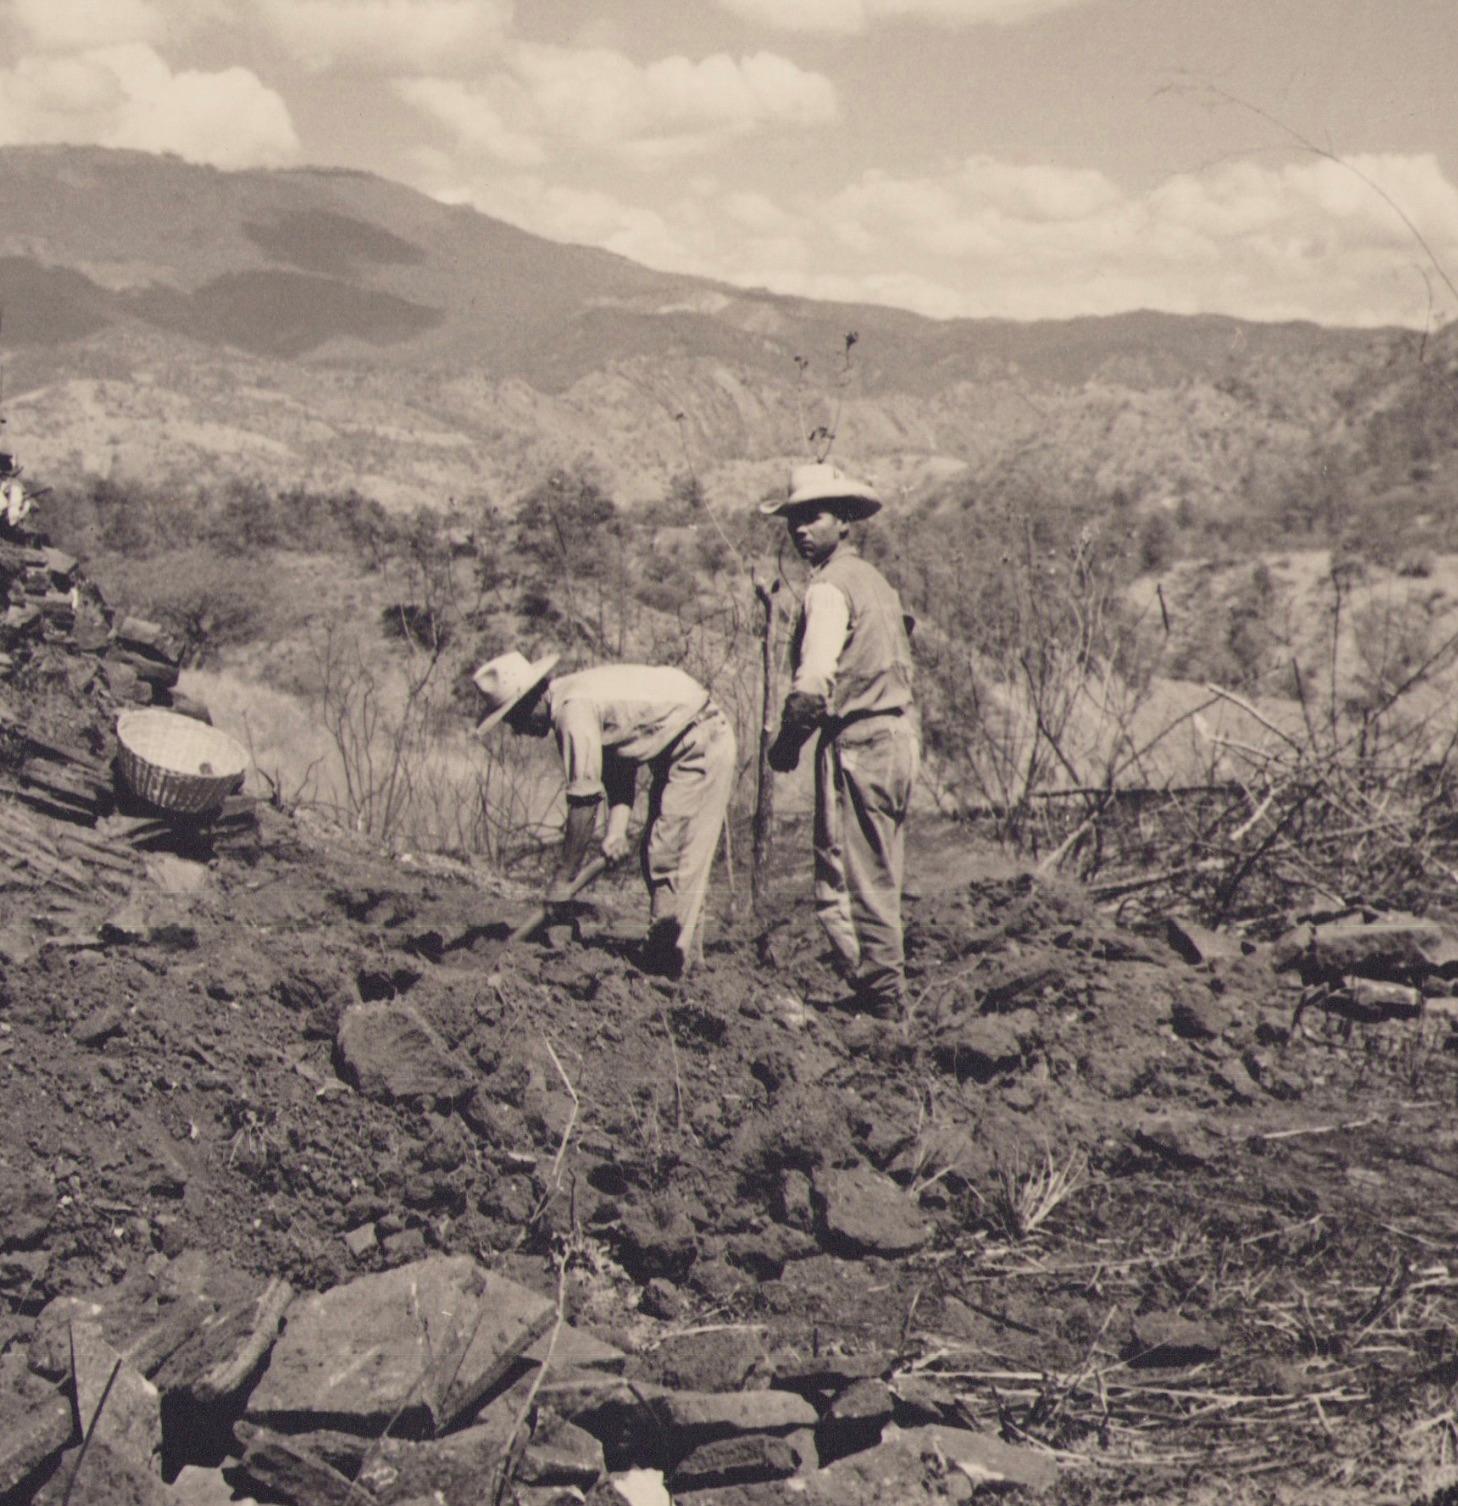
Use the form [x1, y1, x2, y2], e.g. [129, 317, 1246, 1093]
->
[5, 758, 1458, 1506]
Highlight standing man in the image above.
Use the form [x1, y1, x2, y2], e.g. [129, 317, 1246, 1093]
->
[474, 651, 737, 978]
[763, 462, 919, 1020]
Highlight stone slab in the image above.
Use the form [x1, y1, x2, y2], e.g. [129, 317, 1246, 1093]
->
[813, 1165, 931, 1257]
[245, 1256, 553, 1436]
[336, 1001, 475, 1106]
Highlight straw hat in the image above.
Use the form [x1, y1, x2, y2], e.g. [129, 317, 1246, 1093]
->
[473, 650, 560, 734]
[759, 461, 882, 521]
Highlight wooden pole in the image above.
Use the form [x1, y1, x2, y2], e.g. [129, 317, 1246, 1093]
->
[751, 574, 779, 915]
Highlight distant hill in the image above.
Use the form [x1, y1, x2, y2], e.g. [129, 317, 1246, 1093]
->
[0, 143, 1442, 514]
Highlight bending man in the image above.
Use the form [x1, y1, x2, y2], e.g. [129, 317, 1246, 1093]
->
[475, 652, 737, 977]
[763, 463, 919, 1019]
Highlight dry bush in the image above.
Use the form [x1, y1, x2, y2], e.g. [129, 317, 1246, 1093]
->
[1072, 563, 1458, 927]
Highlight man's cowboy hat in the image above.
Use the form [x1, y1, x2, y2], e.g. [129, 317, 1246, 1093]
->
[759, 462, 882, 521]
[473, 650, 560, 735]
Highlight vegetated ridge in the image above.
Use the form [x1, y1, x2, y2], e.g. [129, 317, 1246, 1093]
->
[0, 143, 1432, 514]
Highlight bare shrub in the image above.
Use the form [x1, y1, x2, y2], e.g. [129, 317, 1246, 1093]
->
[1084, 562, 1458, 928]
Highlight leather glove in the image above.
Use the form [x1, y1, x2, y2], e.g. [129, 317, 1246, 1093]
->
[767, 691, 825, 773]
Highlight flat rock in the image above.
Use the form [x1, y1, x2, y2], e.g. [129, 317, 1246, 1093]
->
[654, 1387, 818, 1442]
[629, 1328, 765, 1392]
[819, 1376, 895, 1462]
[888, 1374, 959, 1426]
[694, 1423, 1055, 1502]
[570, 1381, 816, 1464]
[244, 1256, 553, 1436]
[1274, 916, 1448, 983]
[73, 1005, 127, 1046]
[1332, 977, 1424, 1022]
[827, 1376, 895, 1425]
[1133, 1113, 1221, 1170]
[153, 1277, 293, 1403]
[335, 1000, 475, 1106]
[518, 1420, 606, 1487]
[669, 1432, 808, 1491]
[616, 1204, 700, 1282]
[1165, 917, 1243, 967]
[1129, 1310, 1224, 1367]
[1171, 994, 1234, 1041]
[31, 1263, 288, 1408]
[934, 1016, 1023, 1082]
[527, 1324, 626, 1375]
[233, 1426, 357, 1506]
[1209, 1056, 1261, 1103]
[171, 1464, 263, 1506]
[30, 1296, 109, 1380]
[813, 1164, 931, 1257]
[242, 1410, 602, 1499]
[0, 1165, 56, 1248]
[0, 1389, 74, 1497]
[72, 1324, 162, 1472]
[609, 1469, 674, 1506]
[772, 1351, 891, 1394]
[237, 1413, 560, 1505]
[32, 1439, 175, 1506]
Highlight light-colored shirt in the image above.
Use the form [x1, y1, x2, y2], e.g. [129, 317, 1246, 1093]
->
[790, 581, 851, 701]
[549, 664, 710, 802]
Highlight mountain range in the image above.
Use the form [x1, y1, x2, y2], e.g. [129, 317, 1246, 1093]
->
[0, 143, 1446, 517]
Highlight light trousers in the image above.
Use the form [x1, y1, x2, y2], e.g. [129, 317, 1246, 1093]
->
[813, 715, 920, 1002]
[643, 707, 737, 970]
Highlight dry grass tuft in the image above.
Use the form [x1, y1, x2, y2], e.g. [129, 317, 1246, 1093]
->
[982, 1145, 1089, 1242]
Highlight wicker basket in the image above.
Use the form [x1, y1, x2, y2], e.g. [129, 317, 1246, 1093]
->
[115, 709, 248, 816]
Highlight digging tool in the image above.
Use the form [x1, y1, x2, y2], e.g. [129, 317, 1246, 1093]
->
[444, 854, 611, 957]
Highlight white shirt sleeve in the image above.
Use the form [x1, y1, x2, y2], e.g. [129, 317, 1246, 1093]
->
[791, 581, 851, 700]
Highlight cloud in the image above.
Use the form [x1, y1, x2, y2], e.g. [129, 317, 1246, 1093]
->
[396, 44, 836, 168]
[394, 80, 544, 168]
[815, 152, 1458, 323]
[0, 43, 300, 168]
[714, 0, 1093, 34]
[430, 147, 1458, 329]
[248, 0, 513, 75]
[5, 0, 165, 49]
[424, 164, 693, 270]
[2, 0, 226, 50]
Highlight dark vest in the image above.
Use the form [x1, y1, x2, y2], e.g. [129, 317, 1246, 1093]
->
[794, 548, 914, 721]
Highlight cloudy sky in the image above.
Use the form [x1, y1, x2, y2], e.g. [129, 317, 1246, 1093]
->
[2, 0, 1456, 328]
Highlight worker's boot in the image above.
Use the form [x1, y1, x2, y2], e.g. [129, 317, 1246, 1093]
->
[639, 918, 685, 979]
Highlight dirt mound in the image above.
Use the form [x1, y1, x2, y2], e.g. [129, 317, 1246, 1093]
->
[5, 789, 1458, 1503]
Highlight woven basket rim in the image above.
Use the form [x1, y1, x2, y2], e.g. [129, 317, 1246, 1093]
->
[116, 708, 248, 781]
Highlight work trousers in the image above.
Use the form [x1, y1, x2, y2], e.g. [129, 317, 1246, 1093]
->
[643, 706, 737, 971]
[813, 713, 920, 1004]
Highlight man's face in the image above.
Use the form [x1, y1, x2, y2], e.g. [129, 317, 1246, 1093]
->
[786, 504, 847, 566]
[504, 687, 551, 737]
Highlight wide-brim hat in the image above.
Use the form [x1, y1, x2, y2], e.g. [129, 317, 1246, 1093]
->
[473, 650, 560, 735]
[760, 461, 882, 521]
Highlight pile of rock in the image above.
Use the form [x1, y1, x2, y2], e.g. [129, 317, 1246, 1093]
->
[0, 501, 256, 865]
[1274, 910, 1458, 1028]
[0, 533, 194, 717]
[0, 1253, 1055, 1505]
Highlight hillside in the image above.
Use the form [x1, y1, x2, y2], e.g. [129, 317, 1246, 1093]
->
[6, 529, 1458, 1505]
[0, 144, 1432, 513]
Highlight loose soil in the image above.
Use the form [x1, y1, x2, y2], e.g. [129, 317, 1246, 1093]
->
[6, 787, 1458, 1505]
